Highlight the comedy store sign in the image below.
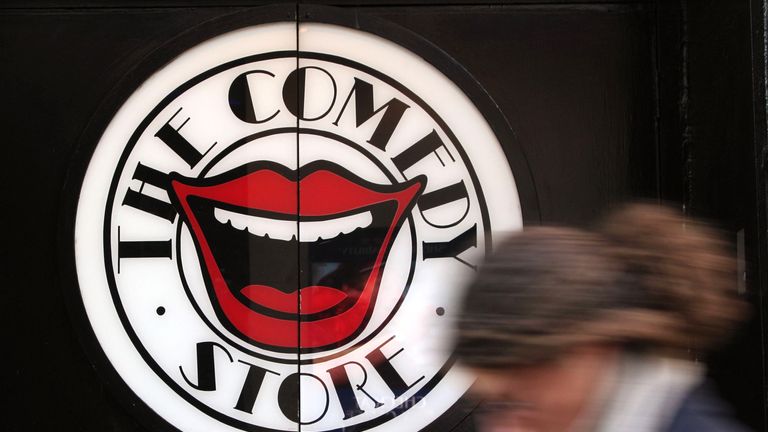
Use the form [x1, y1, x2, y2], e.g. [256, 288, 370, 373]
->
[74, 22, 522, 432]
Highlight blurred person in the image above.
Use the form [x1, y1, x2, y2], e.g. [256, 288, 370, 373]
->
[454, 204, 749, 432]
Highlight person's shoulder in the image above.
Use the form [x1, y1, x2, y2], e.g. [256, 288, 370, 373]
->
[665, 382, 751, 432]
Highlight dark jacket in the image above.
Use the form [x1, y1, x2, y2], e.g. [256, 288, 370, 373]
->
[666, 383, 751, 432]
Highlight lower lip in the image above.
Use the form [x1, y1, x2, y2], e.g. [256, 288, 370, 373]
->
[240, 284, 348, 315]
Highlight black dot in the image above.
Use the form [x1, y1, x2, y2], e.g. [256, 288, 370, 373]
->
[436, 307, 445, 316]
[156, 306, 166, 316]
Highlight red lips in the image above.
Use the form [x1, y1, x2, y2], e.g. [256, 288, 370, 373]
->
[169, 161, 424, 351]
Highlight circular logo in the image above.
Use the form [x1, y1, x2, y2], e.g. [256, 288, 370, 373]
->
[74, 19, 522, 432]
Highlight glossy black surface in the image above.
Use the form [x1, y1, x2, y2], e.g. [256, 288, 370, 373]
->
[367, 4, 657, 226]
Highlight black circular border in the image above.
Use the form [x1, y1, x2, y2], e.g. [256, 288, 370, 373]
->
[57, 5, 542, 432]
[176, 127, 420, 364]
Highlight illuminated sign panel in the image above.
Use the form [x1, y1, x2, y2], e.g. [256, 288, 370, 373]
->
[74, 18, 522, 432]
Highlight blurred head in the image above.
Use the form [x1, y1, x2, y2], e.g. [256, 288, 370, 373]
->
[455, 204, 745, 432]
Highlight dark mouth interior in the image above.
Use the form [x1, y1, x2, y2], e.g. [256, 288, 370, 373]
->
[188, 196, 396, 318]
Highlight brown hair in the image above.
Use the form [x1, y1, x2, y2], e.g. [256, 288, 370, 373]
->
[454, 204, 745, 368]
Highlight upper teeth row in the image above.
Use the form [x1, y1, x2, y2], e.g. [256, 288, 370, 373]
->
[213, 208, 373, 242]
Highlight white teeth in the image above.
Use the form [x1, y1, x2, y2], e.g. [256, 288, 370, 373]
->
[213, 208, 373, 242]
[300, 211, 373, 242]
[215, 208, 297, 241]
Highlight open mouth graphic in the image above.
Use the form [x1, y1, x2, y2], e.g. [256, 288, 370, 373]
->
[169, 161, 425, 351]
